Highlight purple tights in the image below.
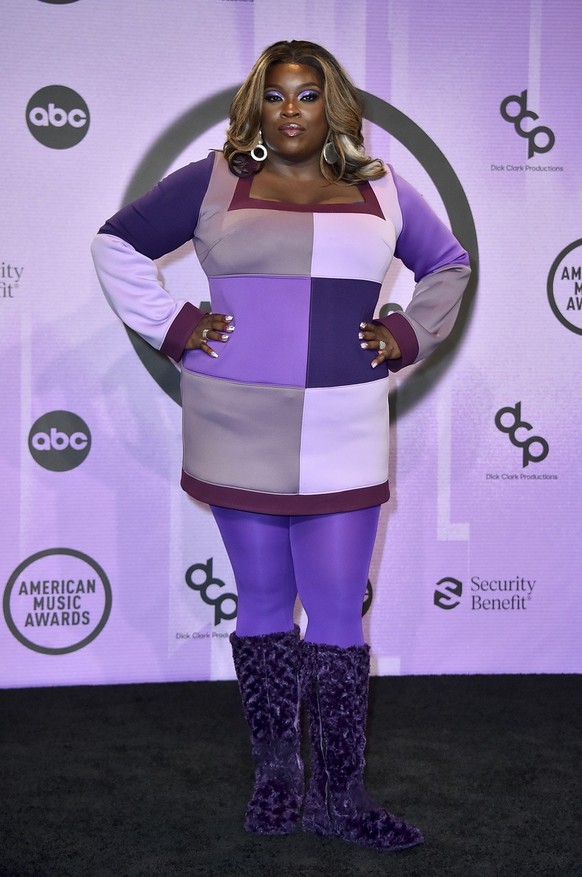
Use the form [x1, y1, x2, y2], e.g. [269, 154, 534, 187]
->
[211, 505, 381, 648]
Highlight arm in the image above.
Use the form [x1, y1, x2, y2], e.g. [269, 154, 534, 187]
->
[90, 153, 215, 362]
[374, 167, 471, 372]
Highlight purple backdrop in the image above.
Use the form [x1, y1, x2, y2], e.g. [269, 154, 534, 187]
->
[1, 0, 580, 686]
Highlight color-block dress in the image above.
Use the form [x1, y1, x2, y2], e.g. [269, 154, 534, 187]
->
[92, 151, 470, 515]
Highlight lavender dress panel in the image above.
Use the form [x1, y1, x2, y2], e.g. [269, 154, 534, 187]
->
[181, 371, 304, 494]
[299, 379, 390, 494]
[368, 171, 405, 234]
[310, 211, 396, 283]
[182, 275, 312, 387]
[98, 154, 216, 259]
[306, 278, 388, 388]
[91, 234, 202, 356]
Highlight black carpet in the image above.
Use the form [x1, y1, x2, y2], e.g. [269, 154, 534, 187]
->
[1, 675, 579, 877]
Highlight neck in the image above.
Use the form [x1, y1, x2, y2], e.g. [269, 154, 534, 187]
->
[263, 154, 324, 182]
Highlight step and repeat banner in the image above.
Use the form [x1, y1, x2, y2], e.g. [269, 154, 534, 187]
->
[1, 0, 580, 687]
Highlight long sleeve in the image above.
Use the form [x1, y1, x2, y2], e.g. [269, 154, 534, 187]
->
[91, 152, 216, 361]
[376, 167, 471, 372]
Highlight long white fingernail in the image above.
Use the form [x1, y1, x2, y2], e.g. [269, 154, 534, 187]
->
[211, 351, 219, 358]
[225, 315, 234, 321]
[221, 334, 229, 341]
[358, 332, 364, 340]
[226, 325, 236, 332]
[360, 342, 368, 349]
[360, 322, 367, 329]
[371, 361, 378, 368]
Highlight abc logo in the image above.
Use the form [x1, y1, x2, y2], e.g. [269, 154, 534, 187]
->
[29, 411, 91, 471]
[26, 86, 90, 149]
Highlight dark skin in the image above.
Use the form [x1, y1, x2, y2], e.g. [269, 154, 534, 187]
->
[186, 62, 401, 364]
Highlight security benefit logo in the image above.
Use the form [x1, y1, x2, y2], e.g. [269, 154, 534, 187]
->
[29, 411, 91, 471]
[434, 576, 536, 613]
[4, 549, 112, 655]
[1, 261, 24, 300]
[547, 240, 582, 336]
[500, 90, 555, 159]
[26, 86, 90, 149]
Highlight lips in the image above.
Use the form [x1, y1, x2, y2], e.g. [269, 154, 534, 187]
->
[279, 124, 305, 136]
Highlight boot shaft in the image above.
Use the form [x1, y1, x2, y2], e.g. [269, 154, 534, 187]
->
[230, 626, 301, 753]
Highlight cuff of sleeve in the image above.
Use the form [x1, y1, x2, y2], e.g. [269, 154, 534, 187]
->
[160, 302, 207, 362]
[375, 312, 419, 373]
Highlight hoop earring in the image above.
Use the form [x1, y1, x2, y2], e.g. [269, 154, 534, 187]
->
[250, 131, 268, 162]
[322, 135, 338, 165]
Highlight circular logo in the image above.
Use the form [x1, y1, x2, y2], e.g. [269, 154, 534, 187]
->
[29, 411, 91, 471]
[362, 579, 373, 616]
[120, 87, 478, 417]
[547, 240, 582, 336]
[4, 549, 112, 655]
[26, 85, 90, 149]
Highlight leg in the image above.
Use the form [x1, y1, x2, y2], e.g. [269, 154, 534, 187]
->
[291, 507, 423, 851]
[290, 505, 380, 647]
[211, 505, 298, 636]
[210, 507, 303, 834]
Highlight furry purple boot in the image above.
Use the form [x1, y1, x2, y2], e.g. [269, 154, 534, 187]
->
[301, 641, 423, 851]
[230, 626, 304, 835]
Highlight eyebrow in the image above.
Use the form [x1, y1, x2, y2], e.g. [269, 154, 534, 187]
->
[264, 82, 322, 90]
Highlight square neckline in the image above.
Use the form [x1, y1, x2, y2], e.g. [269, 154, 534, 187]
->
[229, 173, 384, 217]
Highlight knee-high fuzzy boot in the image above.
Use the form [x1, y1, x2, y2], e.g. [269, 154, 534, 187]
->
[230, 626, 304, 835]
[301, 641, 423, 851]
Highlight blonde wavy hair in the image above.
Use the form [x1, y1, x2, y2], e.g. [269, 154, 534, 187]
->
[224, 40, 386, 183]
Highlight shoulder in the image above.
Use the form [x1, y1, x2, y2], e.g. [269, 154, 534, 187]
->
[159, 151, 218, 190]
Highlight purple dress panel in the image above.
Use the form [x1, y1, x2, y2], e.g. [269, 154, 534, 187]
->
[306, 278, 389, 388]
[182, 275, 312, 387]
[390, 166, 470, 280]
[98, 154, 215, 259]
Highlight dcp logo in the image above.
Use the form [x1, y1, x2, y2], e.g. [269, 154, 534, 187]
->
[494, 402, 549, 468]
[26, 85, 90, 149]
[500, 90, 555, 159]
[186, 558, 237, 625]
[434, 577, 463, 610]
[29, 411, 91, 471]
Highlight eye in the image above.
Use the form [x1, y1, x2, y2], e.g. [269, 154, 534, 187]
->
[299, 90, 321, 102]
[264, 90, 283, 102]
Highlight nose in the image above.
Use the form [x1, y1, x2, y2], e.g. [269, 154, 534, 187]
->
[281, 98, 300, 116]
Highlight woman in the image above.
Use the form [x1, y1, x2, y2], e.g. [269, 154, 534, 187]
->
[92, 40, 470, 851]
